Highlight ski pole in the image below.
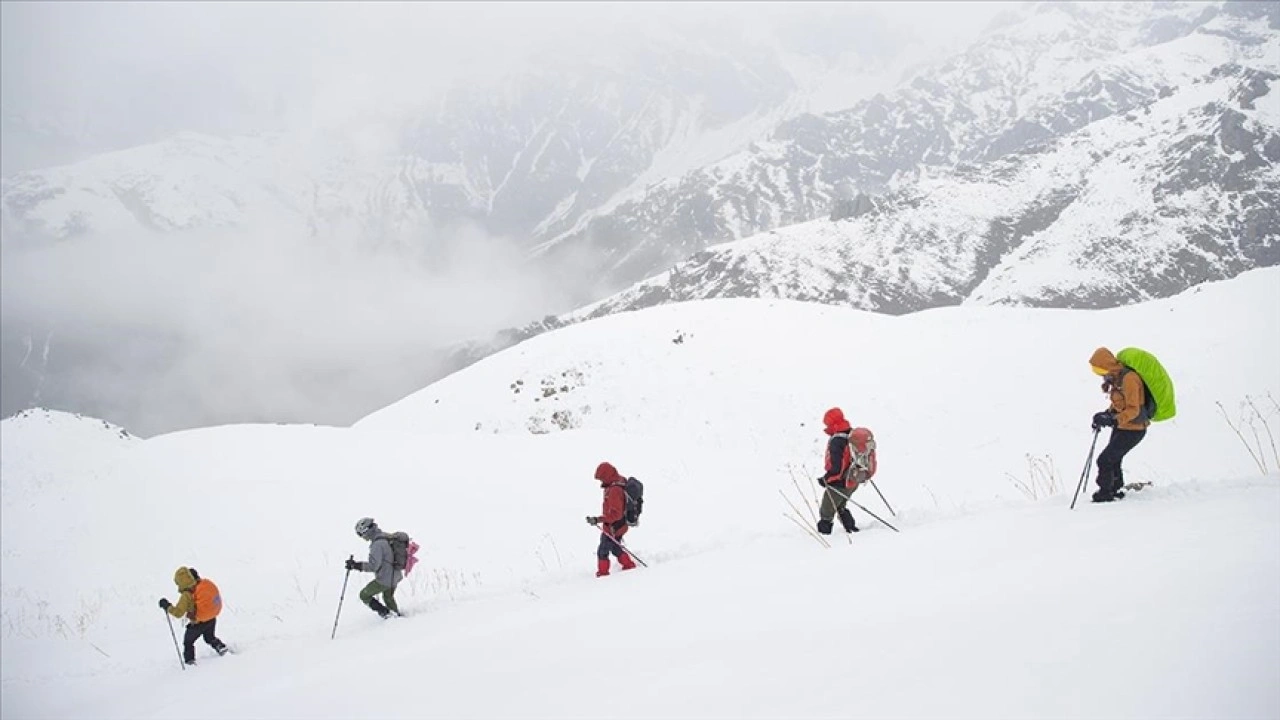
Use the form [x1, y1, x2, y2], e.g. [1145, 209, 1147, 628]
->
[596, 527, 648, 567]
[612, 536, 647, 567]
[825, 485, 900, 533]
[847, 497, 900, 533]
[867, 478, 896, 517]
[331, 555, 353, 640]
[164, 609, 185, 670]
[1069, 428, 1102, 510]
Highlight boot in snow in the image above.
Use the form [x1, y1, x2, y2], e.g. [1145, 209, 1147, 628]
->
[368, 598, 392, 619]
[596, 558, 611, 577]
[618, 553, 636, 571]
[213, 641, 230, 656]
[838, 508, 859, 533]
[817, 518, 834, 535]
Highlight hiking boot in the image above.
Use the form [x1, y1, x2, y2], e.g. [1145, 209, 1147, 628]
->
[185, 658, 197, 666]
[838, 509, 858, 533]
[618, 554, 636, 571]
[596, 558, 611, 578]
[1091, 489, 1116, 503]
[817, 519, 834, 535]
[368, 599, 391, 618]
[214, 643, 229, 656]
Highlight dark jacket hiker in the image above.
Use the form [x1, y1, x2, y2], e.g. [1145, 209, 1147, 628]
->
[816, 407, 860, 536]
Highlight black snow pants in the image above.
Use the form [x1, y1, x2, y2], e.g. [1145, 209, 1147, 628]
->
[183, 618, 226, 663]
[1095, 428, 1146, 494]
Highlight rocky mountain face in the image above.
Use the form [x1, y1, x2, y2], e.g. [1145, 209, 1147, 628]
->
[534, 2, 1278, 298]
[444, 1, 1279, 370]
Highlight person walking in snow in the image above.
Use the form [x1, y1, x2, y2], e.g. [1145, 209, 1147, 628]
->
[586, 461, 637, 577]
[346, 517, 402, 618]
[1088, 347, 1151, 503]
[159, 566, 229, 665]
[816, 407, 860, 536]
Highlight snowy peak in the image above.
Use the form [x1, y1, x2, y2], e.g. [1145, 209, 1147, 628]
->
[516, 4, 1278, 325]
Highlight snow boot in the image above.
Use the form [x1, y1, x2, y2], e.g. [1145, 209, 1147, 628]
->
[596, 558, 611, 578]
[618, 553, 636, 571]
[213, 642, 230, 656]
[1091, 488, 1116, 503]
[368, 598, 392, 619]
[817, 518, 834, 535]
[838, 508, 859, 533]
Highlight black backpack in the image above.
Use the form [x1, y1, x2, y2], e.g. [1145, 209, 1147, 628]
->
[624, 477, 644, 527]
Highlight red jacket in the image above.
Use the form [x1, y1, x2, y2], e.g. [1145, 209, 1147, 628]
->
[822, 407, 854, 486]
[595, 462, 629, 537]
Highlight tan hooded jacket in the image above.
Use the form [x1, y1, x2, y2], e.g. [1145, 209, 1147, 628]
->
[1089, 347, 1150, 431]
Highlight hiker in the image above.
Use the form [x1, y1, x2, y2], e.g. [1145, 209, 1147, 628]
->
[158, 566, 228, 665]
[816, 407, 860, 535]
[1089, 347, 1150, 502]
[586, 461, 636, 577]
[346, 517, 402, 618]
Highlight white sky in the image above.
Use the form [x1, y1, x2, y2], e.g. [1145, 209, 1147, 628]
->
[1, 2, 1014, 169]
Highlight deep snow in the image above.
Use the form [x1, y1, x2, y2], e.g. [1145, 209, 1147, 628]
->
[2, 267, 1278, 719]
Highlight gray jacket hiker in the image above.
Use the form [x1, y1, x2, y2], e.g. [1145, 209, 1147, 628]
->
[360, 533, 403, 588]
[346, 517, 401, 618]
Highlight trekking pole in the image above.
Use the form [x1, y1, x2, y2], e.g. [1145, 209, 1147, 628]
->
[867, 478, 896, 517]
[598, 529, 648, 567]
[163, 609, 185, 670]
[331, 555, 353, 640]
[847, 498, 900, 533]
[826, 485, 900, 533]
[1069, 428, 1102, 510]
[613, 537, 648, 567]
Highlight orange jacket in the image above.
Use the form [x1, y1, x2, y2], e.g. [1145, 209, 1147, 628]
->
[1089, 348, 1150, 431]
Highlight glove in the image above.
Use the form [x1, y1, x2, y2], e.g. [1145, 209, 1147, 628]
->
[344, 558, 360, 571]
[586, 516, 600, 526]
[158, 598, 171, 610]
[816, 476, 829, 487]
[1092, 411, 1116, 430]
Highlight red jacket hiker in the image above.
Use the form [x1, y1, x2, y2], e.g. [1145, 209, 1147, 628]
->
[588, 462, 636, 577]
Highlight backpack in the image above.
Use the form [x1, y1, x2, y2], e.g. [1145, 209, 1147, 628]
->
[1115, 347, 1176, 422]
[840, 427, 878, 485]
[624, 477, 644, 527]
[383, 531, 420, 575]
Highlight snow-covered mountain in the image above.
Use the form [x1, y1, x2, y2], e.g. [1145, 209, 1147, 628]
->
[536, 1, 1280, 300]
[0, 10, 914, 250]
[2, 268, 1278, 718]
[4, 1, 1277, 436]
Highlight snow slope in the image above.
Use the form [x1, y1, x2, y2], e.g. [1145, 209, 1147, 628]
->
[2, 267, 1278, 718]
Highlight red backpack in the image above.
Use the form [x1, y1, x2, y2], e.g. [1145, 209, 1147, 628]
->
[841, 427, 877, 485]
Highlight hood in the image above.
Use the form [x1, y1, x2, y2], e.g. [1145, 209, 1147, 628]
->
[1089, 347, 1123, 376]
[823, 407, 851, 435]
[174, 567, 196, 591]
[595, 461, 623, 485]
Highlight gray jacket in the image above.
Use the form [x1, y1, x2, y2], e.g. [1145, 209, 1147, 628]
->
[359, 534, 403, 588]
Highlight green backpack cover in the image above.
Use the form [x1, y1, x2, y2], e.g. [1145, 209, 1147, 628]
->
[1115, 347, 1176, 422]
